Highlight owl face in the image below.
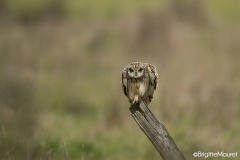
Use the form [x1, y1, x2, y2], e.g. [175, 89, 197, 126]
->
[127, 62, 145, 78]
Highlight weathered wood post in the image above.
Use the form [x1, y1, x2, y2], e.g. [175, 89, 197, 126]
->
[129, 102, 186, 160]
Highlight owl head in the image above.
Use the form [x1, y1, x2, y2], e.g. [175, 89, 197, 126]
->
[127, 62, 145, 78]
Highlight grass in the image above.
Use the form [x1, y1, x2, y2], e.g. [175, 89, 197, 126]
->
[0, 1, 240, 160]
[204, 0, 240, 24]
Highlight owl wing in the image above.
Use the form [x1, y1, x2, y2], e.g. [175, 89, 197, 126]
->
[121, 67, 128, 96]
[146, 64, 158, 89]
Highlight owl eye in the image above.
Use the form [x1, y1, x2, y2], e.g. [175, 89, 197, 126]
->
[138, 68, 143, 72]
[129, 68, 134, 73]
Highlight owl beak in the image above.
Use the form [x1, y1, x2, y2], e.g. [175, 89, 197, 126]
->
[135, 72, 137, 77]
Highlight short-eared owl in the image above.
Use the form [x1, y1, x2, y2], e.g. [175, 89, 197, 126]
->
[121, 62, 158, 105]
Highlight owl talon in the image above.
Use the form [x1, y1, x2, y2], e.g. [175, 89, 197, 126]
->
[132, 100, 138, 105]
[148, 96, 153, 102]
[131, 100, 140, 108]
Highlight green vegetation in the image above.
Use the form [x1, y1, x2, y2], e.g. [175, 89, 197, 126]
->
[0, 0, 240, 160]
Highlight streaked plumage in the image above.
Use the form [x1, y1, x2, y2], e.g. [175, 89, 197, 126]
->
[121, 62, 158, 105]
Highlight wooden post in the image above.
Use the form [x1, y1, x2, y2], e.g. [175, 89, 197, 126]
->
[129, 102, 186, 160]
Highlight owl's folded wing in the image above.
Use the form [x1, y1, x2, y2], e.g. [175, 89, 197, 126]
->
[147, 64, 158, 89]
[121, 68, 128, 96]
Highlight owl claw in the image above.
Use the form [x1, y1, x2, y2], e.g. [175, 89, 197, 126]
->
[129, 99, 139, 105]
[132, 100, 138, 105]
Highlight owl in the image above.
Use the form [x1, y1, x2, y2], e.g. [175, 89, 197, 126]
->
[121, 62, 158, 105]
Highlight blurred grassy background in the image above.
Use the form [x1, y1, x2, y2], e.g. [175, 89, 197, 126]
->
[0, 0, 240, 159]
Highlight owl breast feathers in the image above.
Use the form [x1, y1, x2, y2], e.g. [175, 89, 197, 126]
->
[121, 62, 158, 105]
